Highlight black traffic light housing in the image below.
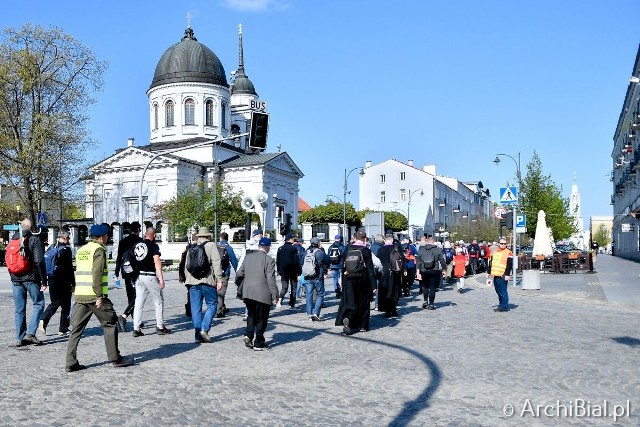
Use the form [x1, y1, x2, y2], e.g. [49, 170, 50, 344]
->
[279, 223, 286, 235]
[504, 211, 513, 230]
[248, 112, 269, 150]
[285, 213, 292, 235]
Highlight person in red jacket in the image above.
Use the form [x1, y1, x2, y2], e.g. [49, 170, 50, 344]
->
[452, 248, 468, 293]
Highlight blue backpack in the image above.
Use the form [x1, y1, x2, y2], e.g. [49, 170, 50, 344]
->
[44, 244, 62, 277]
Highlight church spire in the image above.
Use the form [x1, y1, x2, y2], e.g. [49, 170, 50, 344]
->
[231, 23, 258, 96]
[237, 24, 246, 76]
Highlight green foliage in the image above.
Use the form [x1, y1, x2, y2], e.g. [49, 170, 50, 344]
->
[520, 151, 577, 240]
[448, 216, 500, 243]
[0, 24, 107, 222]
[299, 201, 361, 226]
[150, 180, 250, 239]
[592, 224, 611, 248]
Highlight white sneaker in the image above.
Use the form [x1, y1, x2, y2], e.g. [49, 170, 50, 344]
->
[275, 301, 281, 308]
[38, 320, 46, 336]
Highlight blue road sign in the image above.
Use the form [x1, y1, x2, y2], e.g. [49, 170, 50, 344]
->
[37, 212, 47, 227]
[516, 214, 526, 228]
[499, 187, 518, 205]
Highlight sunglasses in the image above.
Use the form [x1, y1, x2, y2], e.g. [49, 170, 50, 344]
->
[499, 242, 507, 245]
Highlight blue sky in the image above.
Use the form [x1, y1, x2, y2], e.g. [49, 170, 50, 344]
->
[1, 0, 638, 223]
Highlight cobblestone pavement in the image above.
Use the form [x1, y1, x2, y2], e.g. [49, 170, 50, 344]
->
[0, 255, 639, 426]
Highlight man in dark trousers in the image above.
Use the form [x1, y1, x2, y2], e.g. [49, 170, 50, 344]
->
[327, 235, 346, 298]
[276, 233, 301, 309]
[416, 236, 446, 310]
[39, 231, 75, 336]
[335, 230, 377, 334]
[114, 221, 142, 332]
[65, 224, 133, 372]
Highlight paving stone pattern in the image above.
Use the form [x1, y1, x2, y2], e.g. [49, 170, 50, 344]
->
[0, 254, 638, 426]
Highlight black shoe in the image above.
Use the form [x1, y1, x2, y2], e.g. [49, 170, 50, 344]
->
[215, 312, 225, 318]
[427, 304, 436, 310]
[335, 291, 342, 298]
[132, 329, 144, 337]
[23, 334, 41, 345]
[117, 316, 127, 333]
[458, 288, 464, 294]
[15, 340, 24, 347]
[112, 356, 134, 368]
[422, 302, 429, 309]
[222, 307, 230, 315]
[139, 321, 145, 329]
[65, 363, 87, 372]
[156, 326, 172, 334]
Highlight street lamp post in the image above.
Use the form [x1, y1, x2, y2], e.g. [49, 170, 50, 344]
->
[407, 189, 424, 241]
[494, 152, 521, 286]
[343, 167, 364, 238]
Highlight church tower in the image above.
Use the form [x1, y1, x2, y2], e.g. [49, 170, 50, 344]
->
[569, 173, 585, 249]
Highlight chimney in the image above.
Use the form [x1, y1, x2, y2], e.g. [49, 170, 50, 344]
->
[365, 160, 372, 168]
[408, 159, 414, 167]
[127, 137, 135, 147]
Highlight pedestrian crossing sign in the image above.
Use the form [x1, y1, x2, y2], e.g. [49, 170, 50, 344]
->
[499, 187, 518, 205]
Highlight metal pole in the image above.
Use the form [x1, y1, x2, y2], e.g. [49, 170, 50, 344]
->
[407, 199, 411, 241]
[343, 168, 347, 238]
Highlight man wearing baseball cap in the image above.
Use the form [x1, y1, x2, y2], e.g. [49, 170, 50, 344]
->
[65, 224, 133, 372]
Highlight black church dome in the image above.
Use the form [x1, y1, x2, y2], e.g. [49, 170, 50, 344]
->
[150, 27, 228, 90]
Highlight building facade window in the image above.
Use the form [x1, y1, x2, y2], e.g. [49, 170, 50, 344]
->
[165, 100, 174, 127]
[153, 103, 158, 130]
[380, 174, 386, 183]
[400, 172, 406, 181]
[221, 101, 227, 129]
[400, 189, 406, 201]
[381, 191, 386, 203]
[205, 100, 214, 126]
[184, 99, 195, 125]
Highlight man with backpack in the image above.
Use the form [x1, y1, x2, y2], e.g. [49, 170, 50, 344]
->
[416, 236, 446, 310]
[335, 230, 377, 334]
[7, 219, 47, 346]
[181, 227, 224, 343]
[215, 232, 238, 318]
[442, 241, 454, 285]
[114, 221, 143, 333]
[401, 238, 418, 297]
[39, 231, 75, 336]
[376, 233, 403, 318]
[276, 233, 301, 309]
[327, 235, 345, 298]
[301, 237, 327, 321]
[467, 239, 481, 275]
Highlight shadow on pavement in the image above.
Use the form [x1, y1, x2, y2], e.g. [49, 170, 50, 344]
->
[130, 341, 201, 363]
[610, 336, 640, 346]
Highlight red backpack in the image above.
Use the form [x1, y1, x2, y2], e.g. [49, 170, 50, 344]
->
[5, 237, 31, 275]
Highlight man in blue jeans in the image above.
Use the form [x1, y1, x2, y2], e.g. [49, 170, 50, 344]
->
[489, 238, 513, 312]
[9, 219, 47, 347]
[303, 237, 326, 321]
[180, 227, 224, 343]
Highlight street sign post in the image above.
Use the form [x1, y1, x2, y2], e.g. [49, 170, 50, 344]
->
[499, 187, 518, 205]
[516, 214, 526, 233]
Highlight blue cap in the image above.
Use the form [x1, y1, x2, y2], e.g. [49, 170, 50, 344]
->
[286, 233, 295, 240]
[90, 224, 109, 237]
[335, 235, 342, 240]
[258, 237, 272, 247]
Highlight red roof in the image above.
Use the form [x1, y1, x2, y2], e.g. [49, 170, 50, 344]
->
[298, 196, 311, 212]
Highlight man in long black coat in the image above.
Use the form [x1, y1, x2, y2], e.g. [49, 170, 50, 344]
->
[376, 233, 402, 318]
[335, 231, 377, 334]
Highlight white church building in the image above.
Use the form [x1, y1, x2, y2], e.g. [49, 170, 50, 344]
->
[83, 25, 303, 242]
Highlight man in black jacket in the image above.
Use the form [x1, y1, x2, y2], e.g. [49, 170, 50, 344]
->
[276, 233, 301, 309]
[9, 219, 47, 346]
[114, 221, 142, 332]
[39, 231, 75, 336]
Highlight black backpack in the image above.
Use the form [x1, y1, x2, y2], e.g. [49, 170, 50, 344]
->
[389, 248, 404, 272]
[343, 247, 366, 278]
[329, 245, 341, 264]
[419, 247, 436, 271]
[217, 243, 230, 271]
[120, 247, 139, 280]
[186, 242, 210, 280]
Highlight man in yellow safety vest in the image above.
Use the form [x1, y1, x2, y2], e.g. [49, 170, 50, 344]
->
[489, 238, 513, 312]
[65, 224, 133, 372]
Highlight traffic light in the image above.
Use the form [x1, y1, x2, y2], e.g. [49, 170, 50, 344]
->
[504, 211, 513, 230]
[285, 213, 292, 235]
[279, 223, 286, 235]
[248, 111, 269, 149]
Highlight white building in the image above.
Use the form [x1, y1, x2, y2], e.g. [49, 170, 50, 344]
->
[568, 173, 586, 249]
[358, 159, 491, 240]
[83, 25, 303, 241]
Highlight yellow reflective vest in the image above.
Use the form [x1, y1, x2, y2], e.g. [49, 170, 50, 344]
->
[75, 241, 108, 298]
[490, 248, 513, 277]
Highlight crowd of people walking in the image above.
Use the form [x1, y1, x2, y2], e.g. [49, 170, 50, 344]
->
[6, 219, 513, 370]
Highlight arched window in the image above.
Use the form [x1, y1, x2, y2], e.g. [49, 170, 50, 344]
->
[153, 103, 158, 130]
[221, 101, 227, 129]
[165, 100, 174, 127]
[184, 99, 195, 125]
[205, 99, 214, 127]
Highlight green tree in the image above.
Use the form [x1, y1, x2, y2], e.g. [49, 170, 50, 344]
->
[592, 224, 611, 248]
[449, 216, 499, 242]
[298, 201, 360, 226]
[151, 181, 251, 239]
[520, 151, 576, 240]
[0, 24, 107, 224]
